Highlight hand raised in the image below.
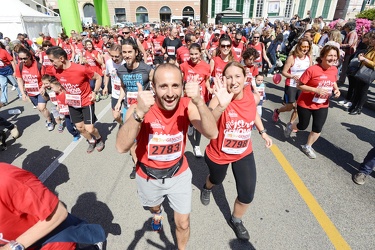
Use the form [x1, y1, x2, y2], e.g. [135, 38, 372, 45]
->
[213, 76, 233, 109]
[185, 75, 202, 105]
[136, 82, 155, 117]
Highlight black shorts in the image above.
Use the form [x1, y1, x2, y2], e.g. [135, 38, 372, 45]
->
[69, 105, 97, 125]
[111, 97, 123, 110]
[153, 56, 164, 65]
[283, 85, 301, 103]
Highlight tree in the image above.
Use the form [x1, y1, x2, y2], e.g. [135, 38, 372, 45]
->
[356, 8, 375, 20]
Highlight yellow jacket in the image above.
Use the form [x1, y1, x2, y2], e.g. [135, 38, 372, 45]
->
[363, 47, 375, 69]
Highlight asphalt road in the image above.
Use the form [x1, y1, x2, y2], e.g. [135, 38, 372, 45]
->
[1, 77, 374, 250]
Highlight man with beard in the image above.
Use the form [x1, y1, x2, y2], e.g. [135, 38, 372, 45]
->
[116, 63, 217, 250]
[121, 26, 147, 62]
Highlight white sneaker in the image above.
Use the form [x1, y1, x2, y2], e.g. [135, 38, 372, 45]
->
[47, 122, 55, 131]
[194, 146, 203, 158]
[338, 100, 347, 105]
[187, 125, 194, 136]
[343, 102, 352, 108]
[11, 86, 16, 91]
[300, 144, 316, 159]
[10, 125, 19, 139]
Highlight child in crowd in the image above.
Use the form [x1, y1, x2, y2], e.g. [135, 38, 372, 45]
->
[41, 75, 81, 141]
[252, 74, 266, 117]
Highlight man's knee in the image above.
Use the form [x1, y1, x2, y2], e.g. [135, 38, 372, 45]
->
[175, 213, 190, 231]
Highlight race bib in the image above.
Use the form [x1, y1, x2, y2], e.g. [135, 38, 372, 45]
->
[312, 86, 333, 103]
[48, 91, 57, 105]
[221, 131, 251, 155]
[167, 46, 176, 56]
[59, 104, 70, 115]
[66, 94, 82, 108]
[234, 47, 242, 56]
[126, 91, 138, 108]
[25, 81, 40, 96]
[147, 132, 183, 161]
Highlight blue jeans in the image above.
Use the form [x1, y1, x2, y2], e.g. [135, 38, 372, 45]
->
[0, 74, 8, 103]
[6, 75, 21, 96]
[359, 147, 375, 175]
[268, 52, 277, 75]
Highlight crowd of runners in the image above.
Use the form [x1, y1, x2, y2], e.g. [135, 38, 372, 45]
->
[0, 11, 374, 249]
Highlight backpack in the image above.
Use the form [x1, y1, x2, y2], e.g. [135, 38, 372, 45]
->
[19, 61, 43, 76]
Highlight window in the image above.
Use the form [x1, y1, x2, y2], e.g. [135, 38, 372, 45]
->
[183, 6, 194, 17]
[115, 8, 126, 22]
[83, 3, 97, 23]
[211, 0, 215, 18]
[285, 0, 293, 18]
[366, 0, 371, 4]
[322, 0, 331, 19]
[36, 5, 42, 13]
[249, 0, 255, 18]
[236, 0, 244, 13]
[256, 0, 264, 18]
[136, 6, 148, 23]
[222, 0, 230, 11]
[297, 0, 306, 18]
[310, 0, 319, 19]
[160, 6, 171, 22]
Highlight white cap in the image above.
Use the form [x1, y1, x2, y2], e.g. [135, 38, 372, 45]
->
[214, 30, 220, 34]
[179, 32, 185, 37]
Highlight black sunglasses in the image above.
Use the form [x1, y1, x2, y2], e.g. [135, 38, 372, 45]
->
[123, 32, 130, 34]
[220, 44, 231, 48]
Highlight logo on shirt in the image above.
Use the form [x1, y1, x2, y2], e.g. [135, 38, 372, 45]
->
[228, 109, 238, 118]
[320, 75, 328, 79]
[150, 119, 165, 130]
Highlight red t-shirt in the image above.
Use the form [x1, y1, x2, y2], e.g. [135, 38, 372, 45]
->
[45, 63, 94, 107]
[61, 42, 73, 60]
[206, 40, 219, 56]
[135, 97, 191, 179]
[211, 56, 228, 79]
[297, 64, 338, 110]
[83, 50, 103, 76]
[15, 60, 42, 96]
[0, 48, 13, 68]
[73, 42, 84, 55]
[180, 60, 210, 102]
[232, 41, 245, 58]
[248, 42, 264, 68]
[40, 51, 52, 67]
[244, 64, 259, 86]
[55, 91, 70, 115]
[141, 39, 153, 51]
[93, 40, 104, 53]
[152, 36, 165, 56]
[206, 86, 256, 164]
[176, 46, 190, 64]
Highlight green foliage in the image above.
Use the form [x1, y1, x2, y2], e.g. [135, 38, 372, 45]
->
[356, 8, 375, 20]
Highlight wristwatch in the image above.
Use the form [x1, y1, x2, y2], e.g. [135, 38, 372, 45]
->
[259, 129, 267, 135]
[9, 241, 25, 250]
[133, 109, 144, 123]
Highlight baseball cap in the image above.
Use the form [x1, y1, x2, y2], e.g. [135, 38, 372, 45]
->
[81, 31, 88, 36]
[214, 30, 220, 35]
[144, 33, 149, 37]
[179, 32, 185, 37]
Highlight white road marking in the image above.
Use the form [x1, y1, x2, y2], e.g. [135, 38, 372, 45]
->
[39, 103, 111, 183]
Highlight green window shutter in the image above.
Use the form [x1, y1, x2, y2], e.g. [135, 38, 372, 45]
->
[322, 0, 332, 19]
[223, 0, 230, 11]
[249, 0, 255, 18]
[298, 0, 307, 18]
[211, 0, 216, 18]
[310, 0, 319, 19]
[236, 0, 244, 12]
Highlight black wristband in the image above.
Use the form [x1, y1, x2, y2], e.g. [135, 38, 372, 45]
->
[259, 129, 267, 135]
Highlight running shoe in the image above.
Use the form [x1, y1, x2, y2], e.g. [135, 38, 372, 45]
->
[47, 122, 55, 131]
[151, 212, 163, 232]
[95, 242, 103, 250]
[187, 125, 194, 136]
[73, 135, 81, 142]
[194, 146, 203, 158]
[10, 125, 19, 139]
[343, 102, 352, 108]
[87, 140, 96, 154]
[272, 109, 279, 122]
[228, 218, 250, 241]
[200, 186, 212, 206]
[284, 122, 293, 138]
[11, 86, 16, 91]
[129, 166, 136, 179]
[95, 138, 105, 152]
[338, 100, 347, 105]
[353, 173, 367, 185]
[58, 124, 64, 133]
[300, 144, 316, 159]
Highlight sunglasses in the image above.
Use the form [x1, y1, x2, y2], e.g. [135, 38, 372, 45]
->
[300, 46, 310, 49]
[123, 32, 130, 34]
[220, 44, 231, 48]
[253, 36, 260, 39]
[19, 57, 29, 61]
[195, 33, 200, 35]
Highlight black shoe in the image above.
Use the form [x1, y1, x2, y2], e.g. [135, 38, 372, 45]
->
[347, 106, 355, 113]
[349, 108, 361, 115]
[228, 218, 250, 241]
[129, 166, 136, 179]
[200, 186, 211, 206]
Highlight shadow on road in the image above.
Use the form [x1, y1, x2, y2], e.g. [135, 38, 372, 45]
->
[71, 192, 122, 250]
